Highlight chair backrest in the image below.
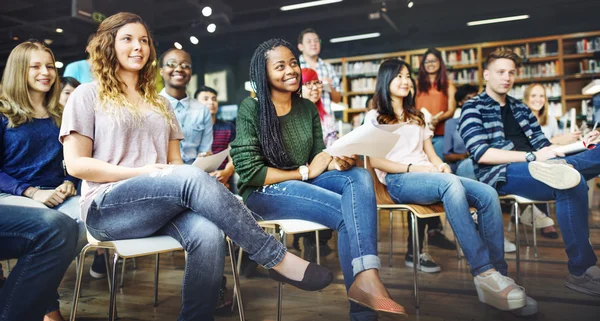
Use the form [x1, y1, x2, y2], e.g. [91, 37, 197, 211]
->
[364, 156, 396, 205]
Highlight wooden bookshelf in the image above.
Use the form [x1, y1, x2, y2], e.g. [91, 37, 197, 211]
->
[326, 30, 600, 124]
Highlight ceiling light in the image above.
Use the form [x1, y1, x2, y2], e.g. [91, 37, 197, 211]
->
[55, 61, 64, 68]
[55, 28, 63, 33]
[583, 79, 600, 95]
[407, 1, 414, 8]
[330, 32, 380, 43]
[202, 6, 212, 17]
[12, 36, 18, 41]
[207, 23, 216, 33]
[281, 0, 343, 11]
[467, 14, 529, 26]
[190, 36, 199, 45]
[44, 39, 53, 45]
[174, 42, 182, 50]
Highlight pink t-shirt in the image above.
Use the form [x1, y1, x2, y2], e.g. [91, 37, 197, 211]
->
[59, 82, 184, 221]
[364, 110, 433, 185]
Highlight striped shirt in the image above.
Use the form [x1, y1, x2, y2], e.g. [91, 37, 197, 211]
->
[299, 55, 340, 115]
[458, 92, 550, 187]
[212, 120, 236, 170]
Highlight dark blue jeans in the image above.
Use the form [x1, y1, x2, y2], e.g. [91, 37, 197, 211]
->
[385, 173, 507, 276]
[85, 165, 286, 321]
[0, 205, 78, 321]
[496, 145, 600, 276]
[246, 167, 379, 321]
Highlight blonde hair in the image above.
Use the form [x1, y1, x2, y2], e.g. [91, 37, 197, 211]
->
[88, 12, 171, 124]
[523, 83, 548, 126]
[0, 40, 62, 128]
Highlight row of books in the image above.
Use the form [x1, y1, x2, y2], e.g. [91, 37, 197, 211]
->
[448, 69, 478, 85]
[579, 59, 600, 74]
[345, 61, 382, 76]
[508, 82, 562, 100]
[494, 42, 557, 58]
[575, 37, 600, 53]
[515, 61, 559, 78]
[350, 95, 371, 109]
[349, 77, 376, 92]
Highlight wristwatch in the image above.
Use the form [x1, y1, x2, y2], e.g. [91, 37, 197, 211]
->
[298, 165, 309, 181]
[525, 152, 536, 162]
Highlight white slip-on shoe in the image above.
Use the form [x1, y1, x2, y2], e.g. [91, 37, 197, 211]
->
[474, 271, 527, 311]
[528, 161, 581, 190]
[504, 238, 516, 253]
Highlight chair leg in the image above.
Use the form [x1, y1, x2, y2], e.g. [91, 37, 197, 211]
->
[70, 245, 93, 321]
[132, 257, 137, 269]
[228, 239, 245, 321]
[108, 253, 119, 321]
[120, 258, 126, 288]
[411, 212, 420, 310]
[154, 253, 160, 307]
[532, 211, 538, 259]
[104, 249, 112, 292]
[389, 210, 393, 267]
[513, 202, 521, 281]
[277, 231, 286, 321]
[5, 260, 10, 273]
[376, 208, 380, 241]
[315, 230, 321, 265]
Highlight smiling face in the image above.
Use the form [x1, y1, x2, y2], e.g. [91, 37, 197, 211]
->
[160, 49, 192, 89]
[484, 58, 516, 96]
[301, 80, 322, 104]
[423, 53, 440, 74]
[27, 49, 56, 95]
[298, 32, 321, 58]
[526, 84, 546, 112]
[389, 65, 412, 100]
[114, 22, 150, 74]
[266, 46, 301, 94]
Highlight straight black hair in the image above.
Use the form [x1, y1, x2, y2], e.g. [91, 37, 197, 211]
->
[194, 85, 217, 99]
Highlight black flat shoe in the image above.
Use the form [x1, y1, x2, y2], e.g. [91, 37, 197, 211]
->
[268, 262, 333, 291]
[541, 230, 559, 239]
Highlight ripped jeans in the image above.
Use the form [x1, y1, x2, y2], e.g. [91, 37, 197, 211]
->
[85, 165, 286, 321]
[245, 167, 380, 321]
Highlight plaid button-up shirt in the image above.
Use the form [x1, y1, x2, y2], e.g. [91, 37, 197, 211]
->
[299, 55, 341, 115]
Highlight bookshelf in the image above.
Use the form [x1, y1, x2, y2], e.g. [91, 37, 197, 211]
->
[325, 30, 600, 125]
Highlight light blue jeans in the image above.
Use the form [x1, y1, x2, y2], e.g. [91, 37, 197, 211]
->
[246, 167, 380, 321]
[85, 165, 286, 321]
[385, 173, 507, 276]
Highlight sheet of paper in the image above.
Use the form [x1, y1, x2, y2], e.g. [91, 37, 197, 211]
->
[191, 147, 230, 172]
[324, 120, 400, 158]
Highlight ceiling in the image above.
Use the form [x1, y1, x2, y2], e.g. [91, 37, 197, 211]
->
[0, 0, 599, 73]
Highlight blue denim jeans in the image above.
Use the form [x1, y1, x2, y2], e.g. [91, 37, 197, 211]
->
[245, 167, 379, 320]
[0, 193, 85, 314]
[455, 158, 477, 180]
[385, 173, 507, 276]
[431, 135, 445, 160]
[85, 165, 286, 321]
[0, 205, 78, 321]
[496, 145, 600, 276]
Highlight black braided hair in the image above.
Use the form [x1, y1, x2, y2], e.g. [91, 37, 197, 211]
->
[249, 38, 301, 169]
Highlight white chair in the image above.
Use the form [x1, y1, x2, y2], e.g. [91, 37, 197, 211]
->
[499, 195, 555, 279]
[70, 232, 245, 321]
[232, 219, 328, 321]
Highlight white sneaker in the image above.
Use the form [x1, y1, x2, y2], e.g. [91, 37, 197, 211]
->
[528, 161, 581, 190]
[511, 296, 538, 316]
[474, 271, 527, 311]
[504, 238, 516, 253]
[520, 205, 554, 228]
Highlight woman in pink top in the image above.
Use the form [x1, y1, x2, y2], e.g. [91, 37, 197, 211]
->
[59, 12, 332, 320]
[367, 59, 537, 316]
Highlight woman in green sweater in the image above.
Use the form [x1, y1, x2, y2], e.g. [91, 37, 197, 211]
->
[231, 38, 405, 319]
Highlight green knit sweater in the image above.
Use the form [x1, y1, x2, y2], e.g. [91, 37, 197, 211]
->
[231, 96, 325, 201]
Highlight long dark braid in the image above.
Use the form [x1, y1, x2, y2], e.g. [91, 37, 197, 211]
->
[249, 38, 299, 169]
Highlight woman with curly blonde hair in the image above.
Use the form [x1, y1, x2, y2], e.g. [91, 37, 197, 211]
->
[0, 39, 83, 321]
[60, 12, 332, 320]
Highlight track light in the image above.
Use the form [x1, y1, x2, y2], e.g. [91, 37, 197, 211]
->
[207, 23, 216, 33]
[407, 1, 414, 8]
[202, 6, 212, 17]
[190, 36, 199, 44]
[55, 61, 64, 68]
[174, 42, 182, 49]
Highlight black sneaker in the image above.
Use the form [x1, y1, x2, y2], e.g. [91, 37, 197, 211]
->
[90, 252, 107, 279]
[427, 230, 457, 250]
[302, 237, 317, 262]
[405, 253, 441, 273]
[214, 275, 232, 315]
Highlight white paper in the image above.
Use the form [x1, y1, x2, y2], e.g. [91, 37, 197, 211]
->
[191, 147, 230, 172]
[324, 119, 400, 158]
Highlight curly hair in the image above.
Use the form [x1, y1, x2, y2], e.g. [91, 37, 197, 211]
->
[0, 40, 62, 128]
[374, 59, 425, 126]
[249, 38, 301, 169]
[88, 12, 170, 124]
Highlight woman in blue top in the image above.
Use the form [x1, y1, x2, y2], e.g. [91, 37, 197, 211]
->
[0, 40, 83, 321]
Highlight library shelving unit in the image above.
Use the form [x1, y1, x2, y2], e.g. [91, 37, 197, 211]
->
[325, 30, 600, 125]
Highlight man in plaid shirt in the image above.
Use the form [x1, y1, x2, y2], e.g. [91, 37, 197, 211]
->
[459, 49, 600, 300]
[297, 28, 341, 115]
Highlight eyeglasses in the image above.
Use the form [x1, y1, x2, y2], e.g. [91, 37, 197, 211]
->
[164, 61, 192, 69]
[303, 80, 323, 88]
[423, 59, 439, 65]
